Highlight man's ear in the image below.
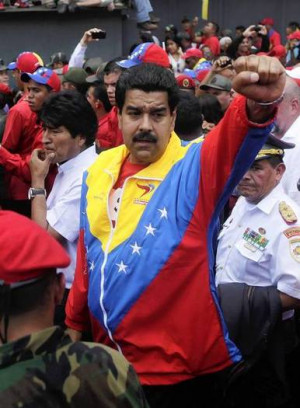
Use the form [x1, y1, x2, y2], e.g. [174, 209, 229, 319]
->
[275, 162, 286, 181]
[77, 135, 87, 147]
[170, 108, 177, 133]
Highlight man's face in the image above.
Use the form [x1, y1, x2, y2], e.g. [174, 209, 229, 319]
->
[62, 81, 76, 91]
[203, 22, 214, 35]
[206, 88, 232, 111]
[42, 125, 85, 164]
[118, 89, 176, 165]
[86, 85, 97, 112]
[237, 159, 285, 204]
[185, 57, 198, 69]
[0, 70, 9, 86]
[27, 80, 51, 112]
[11, 69, 23, 90]
[104, 71, 121, 106]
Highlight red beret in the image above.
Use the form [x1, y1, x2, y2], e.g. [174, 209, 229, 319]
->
[182, 48, 203, 60]
[287, 31, 300, 41]
[0, 211, 70, 285]
[176, 74, 195, 89]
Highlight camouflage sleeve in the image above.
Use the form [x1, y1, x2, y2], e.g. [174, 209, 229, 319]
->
[64, 341, 149, 408]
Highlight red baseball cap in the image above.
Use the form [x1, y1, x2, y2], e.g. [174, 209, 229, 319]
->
[8, 52, 44, 73]
[182, 48, 203, 60]
[0, 83, 12, 95]
[117, 43, 170, 69]
[0, 210, 70, 286]
[176, 74, 195, 89]
[21, 67, 61, 92]
[287, 31, 300, 41]
[260, 17, 274, 26]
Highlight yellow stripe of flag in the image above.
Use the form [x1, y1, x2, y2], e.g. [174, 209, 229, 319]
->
[202, 0, 209, 20]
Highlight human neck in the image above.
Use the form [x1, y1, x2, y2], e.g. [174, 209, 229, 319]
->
[1, 311, 53, 344]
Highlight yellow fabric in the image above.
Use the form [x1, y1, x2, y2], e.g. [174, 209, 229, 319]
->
[202, 0, 209, 20]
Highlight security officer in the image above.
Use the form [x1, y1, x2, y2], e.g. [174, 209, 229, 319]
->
[0, 210, 148, 408]
[216, 134, 300, 407]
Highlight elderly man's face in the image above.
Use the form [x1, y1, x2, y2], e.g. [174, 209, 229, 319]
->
[118, 89, 176, 165]
[237, 159, 285, 204]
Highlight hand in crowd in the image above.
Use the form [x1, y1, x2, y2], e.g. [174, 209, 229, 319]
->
[80, 28, 104, 46]
[30, 149, 55, 183]
[232, 55, 285, 103]
[212, 56, 234, 73]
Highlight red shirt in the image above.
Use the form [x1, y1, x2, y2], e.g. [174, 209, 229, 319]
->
[202, 36, 220, 56]
[96, 107, 123, 149]
[0, 99, 43, 200]
[269, 29, 281, 49]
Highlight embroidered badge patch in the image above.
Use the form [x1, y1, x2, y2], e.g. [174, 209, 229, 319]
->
[289, 238, 300, 263]
[243, 227, 269, 251]
[283, 227, 300, 239]
[279, 201, 298, 224]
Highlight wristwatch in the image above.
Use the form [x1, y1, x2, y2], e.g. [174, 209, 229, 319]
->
[28, 188, 47, 200]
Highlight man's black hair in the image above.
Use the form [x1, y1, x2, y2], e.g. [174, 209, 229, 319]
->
[39, 90, 97, 147]
[103, 58, 125, 76]
[210, 21, 219, 34]
[235, 25, 246, 32]
[181, 16, 190, 24]
[175, 91, 203, 140]
[198, 94, 223, 125]
[288, 21, 300, 31]
[92, 83, 112, 113]
[115, 63, 180, 113]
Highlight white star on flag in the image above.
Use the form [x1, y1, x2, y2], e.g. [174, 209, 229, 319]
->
[145, 223, 156, 236]
[130, 242, 142, 255]
[116, 261, 128, 274]
[89, 260, 95, 271]
[158, 207, 168, 219]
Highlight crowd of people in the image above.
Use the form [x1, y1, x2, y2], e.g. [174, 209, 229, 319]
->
[1, 12, 300, 408]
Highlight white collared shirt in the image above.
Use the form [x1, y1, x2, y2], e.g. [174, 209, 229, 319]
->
[216, 184, 300, 301]
[281, 114, 300, 205]
[46, 145, 98, 288]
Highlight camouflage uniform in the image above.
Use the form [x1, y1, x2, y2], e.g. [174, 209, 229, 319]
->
[0, 326, 149, 407]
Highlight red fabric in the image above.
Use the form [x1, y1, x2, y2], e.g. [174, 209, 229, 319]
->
[0, 100, 43, 200]
[96, 107, 124, 149]
[269, 30, 281, 49]
[114, 159, 147, 189]
[202, 36, 220, 56]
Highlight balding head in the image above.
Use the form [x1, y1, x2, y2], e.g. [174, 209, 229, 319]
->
[274, 76, 300, 138]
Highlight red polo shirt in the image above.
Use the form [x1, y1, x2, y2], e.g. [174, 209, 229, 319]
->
[96, 107, 124, 149]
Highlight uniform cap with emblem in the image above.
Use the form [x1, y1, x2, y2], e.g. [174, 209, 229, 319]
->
[254, 133, 295, 161]
[199, 74, 232, 92]
[0, 210, 70, 286]
[176, 74, 195, 90]
[116, 42, 170, 69]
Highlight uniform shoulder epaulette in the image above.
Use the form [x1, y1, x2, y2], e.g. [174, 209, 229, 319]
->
[279, 201, 298, 224]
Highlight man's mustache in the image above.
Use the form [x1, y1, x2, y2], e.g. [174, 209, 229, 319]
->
[133, 132, 157, 143]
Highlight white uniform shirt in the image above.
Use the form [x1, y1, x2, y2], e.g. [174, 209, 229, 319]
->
[216, 184, 300, 301]
[281, 115, 300, 205]
[46, 145, 98, 288]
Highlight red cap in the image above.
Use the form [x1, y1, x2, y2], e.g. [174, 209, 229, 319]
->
[11, 52, 44, 73]
[21, 67, 61, 93]
[260, 17, 274, 26]
[117, 43, 170, 69]
[182, 48, 203, 60]
[0, 210, 70, 285]
[0, 84, 12, 95]
[287, 31, 300, 41]
[268, 45, 287, 59]
[195, 68, 211, 83]
[176, 74, 195, 89]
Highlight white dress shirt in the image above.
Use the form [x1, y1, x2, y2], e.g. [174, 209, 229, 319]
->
[47, 145, 98, 288]
[216, 184, 300, 302]
[282, 114, 300, 205]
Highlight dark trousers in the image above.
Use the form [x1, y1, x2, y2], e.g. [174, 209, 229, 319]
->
[143, 372, 226, 408]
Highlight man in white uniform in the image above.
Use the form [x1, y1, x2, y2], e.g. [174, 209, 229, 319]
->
[216, 134, 300, 407]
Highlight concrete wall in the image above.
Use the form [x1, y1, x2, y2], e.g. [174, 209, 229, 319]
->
[1, 0, 300, 67]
